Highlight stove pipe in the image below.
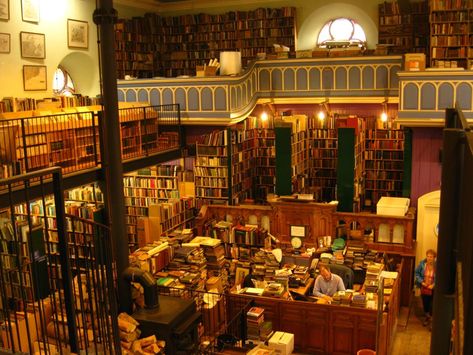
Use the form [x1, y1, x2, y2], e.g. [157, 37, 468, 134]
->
[123, 267, 159, 309]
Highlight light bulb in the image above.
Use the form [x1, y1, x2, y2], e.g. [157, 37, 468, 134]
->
[261, 111, 269, 122]
[380, 112, 388, 122]
[317, 110, 326, 120]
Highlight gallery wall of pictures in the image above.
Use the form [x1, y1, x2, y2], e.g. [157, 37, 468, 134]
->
[0, 0, 91, 95]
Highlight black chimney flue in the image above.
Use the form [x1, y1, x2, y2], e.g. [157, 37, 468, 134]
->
[122, 267, 159, 309]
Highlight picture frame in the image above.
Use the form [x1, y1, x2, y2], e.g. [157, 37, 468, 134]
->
[235, 266, 250, 286]
[0, 0, 9, 21]
[20, 31, 45, 59]
[67, 19, 88, 49]
[0, 33, 10, 53]
[23, 65, 47, 91]
[21, 0, 40, 23]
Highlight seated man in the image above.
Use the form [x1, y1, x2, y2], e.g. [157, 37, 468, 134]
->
[312, 264, 346, 303]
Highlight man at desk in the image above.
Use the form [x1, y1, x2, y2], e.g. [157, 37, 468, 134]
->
[312, 264, 345, 303]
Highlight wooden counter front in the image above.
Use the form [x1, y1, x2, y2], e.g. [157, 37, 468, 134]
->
[227, 293, 378, 354]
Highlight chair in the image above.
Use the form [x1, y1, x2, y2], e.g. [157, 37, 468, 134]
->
[329, 264, 355, 289]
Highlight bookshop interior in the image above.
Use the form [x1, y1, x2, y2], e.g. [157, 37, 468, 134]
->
[0, 0, 472, 354]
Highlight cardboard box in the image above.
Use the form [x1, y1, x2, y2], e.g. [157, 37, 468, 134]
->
[376, 197, 410, 216]
[404, 53, 426, 71]
[268, 331, 294, 355]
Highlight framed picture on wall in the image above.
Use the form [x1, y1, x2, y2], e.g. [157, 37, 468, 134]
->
[67, 19, 88, 49]
[0, 33, 10, 53]
[0, 0, 9, 21]
[21, 0, 40, 23]
[23, 65, 47, 91]
[20, 31, 45, 59]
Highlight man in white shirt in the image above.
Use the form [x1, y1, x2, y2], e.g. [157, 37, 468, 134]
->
[312, 264, 346, 303]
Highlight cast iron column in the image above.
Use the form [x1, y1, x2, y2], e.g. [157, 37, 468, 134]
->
[93, 0, 131, 312]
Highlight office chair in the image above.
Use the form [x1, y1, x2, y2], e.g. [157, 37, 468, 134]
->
[328, 264, 355, 289]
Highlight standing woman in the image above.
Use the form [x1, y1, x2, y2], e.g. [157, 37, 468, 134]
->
[415, 249, 437, 326]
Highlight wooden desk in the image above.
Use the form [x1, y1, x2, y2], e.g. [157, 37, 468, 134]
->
[227, 273, 400, 355]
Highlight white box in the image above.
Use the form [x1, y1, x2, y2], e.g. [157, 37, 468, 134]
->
[376, 197, 410, 216]
[268, 331, 294, 355]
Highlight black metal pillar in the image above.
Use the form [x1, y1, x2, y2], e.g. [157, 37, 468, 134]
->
[93, 0, 131, 312]
[431, 127, 462, 354]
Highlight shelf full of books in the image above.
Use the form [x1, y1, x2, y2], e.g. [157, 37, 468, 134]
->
[363, 129, 405, 211]
[429, 0, 473, 68]
[194, 130, 231, 204]
[123, 165, 196, 252]
[115, 7, 296, 78]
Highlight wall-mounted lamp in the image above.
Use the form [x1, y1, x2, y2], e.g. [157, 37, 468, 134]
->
[317, 101, 330, 124]
[380, 111, 388, 122]
[261, 111, 269, 122]
[380, 101, 389, 126]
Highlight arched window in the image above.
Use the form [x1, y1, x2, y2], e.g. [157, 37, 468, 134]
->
[317, 18, 366, 48]
[52, 66, 75, 96]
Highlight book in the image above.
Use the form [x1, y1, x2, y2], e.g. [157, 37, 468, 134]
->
[247, 306, 265, 318]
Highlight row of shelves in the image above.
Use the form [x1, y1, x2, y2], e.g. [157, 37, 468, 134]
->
[192, 114, 405, 211]
[114, 7, 296, 78]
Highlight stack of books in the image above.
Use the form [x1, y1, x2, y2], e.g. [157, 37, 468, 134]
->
[247, 306, 266, 340]
[381, 270, 398, 296]
[332, 290, 352, 306]
[351, 293, 367, 308]
[262, 282, 285, 298]
[364, 262, 384, 293]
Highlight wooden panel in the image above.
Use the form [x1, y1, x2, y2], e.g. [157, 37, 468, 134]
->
[279, 303, 304, 349]
[330, 326, 354, 354]
[306, 307, 329, 353]
[356, 315, 377, 351]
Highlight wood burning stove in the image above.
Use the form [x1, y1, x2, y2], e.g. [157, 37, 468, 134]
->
[132, 295, 201, 354]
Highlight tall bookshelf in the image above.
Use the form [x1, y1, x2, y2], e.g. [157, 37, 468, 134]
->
[285, 115, 309, 194]
[363, 128, 405, 211]
[123, 166, 181, 251]
[308, 117, 338, 202]
[244, 117, 276, 203]
[115, 7, 296, 78]
[430, 0, 473, 68]
[114, 17, 161, 79]
[230, 127, 250, 204]
[378, 1, 429, 56]
[194, 131, 230, 204]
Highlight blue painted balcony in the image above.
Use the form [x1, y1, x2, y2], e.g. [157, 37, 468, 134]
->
[118, 56, 402, 125]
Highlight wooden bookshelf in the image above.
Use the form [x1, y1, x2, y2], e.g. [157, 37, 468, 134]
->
[363, 128, 405, 211]
[148, 197, 196, 238]
[308, 116, 338, 202]
[230, 127, 250, 204]
[284, 115, 309, 194]
[123, 166, 181, 251]
[378, 1, 428, 56]
[194, 131, 230, 204]
[244, 117, 275, 203]
[115, 7, 296, 78]
[429, 0, 473, 68]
